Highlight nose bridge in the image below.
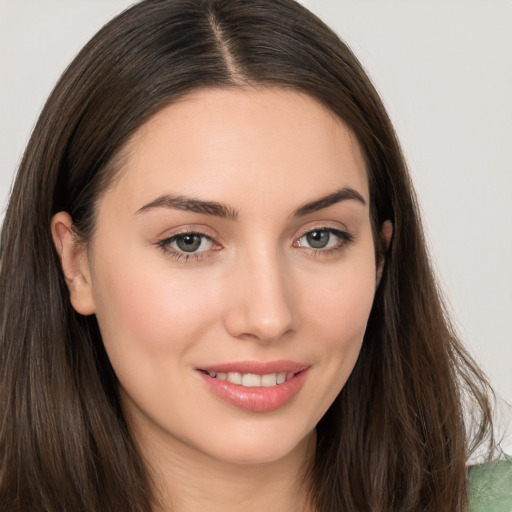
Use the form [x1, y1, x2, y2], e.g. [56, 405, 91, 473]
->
[224, 243, 295, 343]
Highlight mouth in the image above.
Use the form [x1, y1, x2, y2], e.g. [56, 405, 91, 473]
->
[198, 370, 297, 387]
[196, 361, 310, 412]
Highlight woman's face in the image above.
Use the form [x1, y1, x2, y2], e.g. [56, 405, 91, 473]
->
[66, 88, 380, 465]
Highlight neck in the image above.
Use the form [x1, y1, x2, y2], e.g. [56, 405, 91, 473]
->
[138, 428, 317, 512]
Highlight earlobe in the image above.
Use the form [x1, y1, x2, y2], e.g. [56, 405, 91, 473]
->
[381, 220, 393, 250]
[51, 212, 96, 315]
[376, 220, 393, 287]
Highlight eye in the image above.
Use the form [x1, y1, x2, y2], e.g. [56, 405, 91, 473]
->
[303, 230, 331, 249]
[158, 232, 215, 258]
[171, 233, 212, 253]
[295, 228, 352, 251]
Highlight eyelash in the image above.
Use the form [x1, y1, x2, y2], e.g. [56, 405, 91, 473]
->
[157, 231, 217, 262]
[157, 227, 354, 262]
[294, 227, 354, 256]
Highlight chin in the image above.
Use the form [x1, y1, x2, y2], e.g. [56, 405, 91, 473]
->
[198, 423, 316, 467]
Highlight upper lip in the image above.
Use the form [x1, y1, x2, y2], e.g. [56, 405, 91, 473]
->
[197, 360, 309, 375]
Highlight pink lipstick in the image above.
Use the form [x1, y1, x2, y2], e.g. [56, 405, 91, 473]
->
[196, 360, 309, 412]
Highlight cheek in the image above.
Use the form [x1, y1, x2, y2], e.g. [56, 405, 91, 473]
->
[298, 250, 377, 402]
[91, 254, 223, 363]
[305, 256, 376, 344]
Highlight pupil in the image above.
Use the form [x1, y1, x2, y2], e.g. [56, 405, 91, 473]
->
[307, 230, 329, 248]
[177, 234, 201, 252]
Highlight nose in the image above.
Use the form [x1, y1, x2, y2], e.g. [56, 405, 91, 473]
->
[223, 249, 295, 343]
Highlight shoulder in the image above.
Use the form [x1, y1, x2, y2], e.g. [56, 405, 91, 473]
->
[469, 457, 512, 512]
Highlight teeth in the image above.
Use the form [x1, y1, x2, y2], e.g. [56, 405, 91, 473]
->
[226, 372, 242, 385]
[242, 373, 261, 387]
[261, 373, 277, 387]
[205, 370, 296, 387]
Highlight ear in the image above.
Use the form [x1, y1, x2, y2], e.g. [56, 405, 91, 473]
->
[376, 220, 393, 287]
[51, 212, 96, 315]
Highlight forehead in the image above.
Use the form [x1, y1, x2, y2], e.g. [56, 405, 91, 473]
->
[104, 87, 369, 216]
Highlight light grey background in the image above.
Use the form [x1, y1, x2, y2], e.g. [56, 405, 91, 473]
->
[1, 1, 511, 444]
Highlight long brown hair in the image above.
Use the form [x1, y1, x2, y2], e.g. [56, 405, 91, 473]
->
[0, 0, 494, 510]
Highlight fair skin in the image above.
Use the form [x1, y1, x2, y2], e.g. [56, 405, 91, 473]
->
[52, 87, 391, 512]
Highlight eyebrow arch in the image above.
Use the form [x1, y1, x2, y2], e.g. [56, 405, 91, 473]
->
[136, 194, 239, 220]
[293, 187, 366, 216]
[136, 187, 365, 220]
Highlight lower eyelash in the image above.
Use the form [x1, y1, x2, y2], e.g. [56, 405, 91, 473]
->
[165, 252, 205, 262]
[300, 228, 355, 252]
[156, 228, 354, 262]
[159, 246, 210, 263]
[156, 232, 213, 262]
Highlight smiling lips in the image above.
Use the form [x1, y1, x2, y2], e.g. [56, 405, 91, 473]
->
[197, 361, 310, 412]
[203, 370, 296, 387]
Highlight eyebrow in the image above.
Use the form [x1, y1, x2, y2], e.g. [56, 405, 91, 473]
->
[136, 195, 239, 220]
[293, 187, 366, 216]
[136, 187, 366, 220]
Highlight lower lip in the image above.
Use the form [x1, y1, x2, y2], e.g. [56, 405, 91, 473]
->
[198, 369, 309, 412]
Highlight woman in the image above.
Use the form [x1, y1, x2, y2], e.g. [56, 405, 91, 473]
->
[0, 0, 510, 511]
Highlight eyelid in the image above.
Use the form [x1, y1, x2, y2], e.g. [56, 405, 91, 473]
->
[155, 226, 222, 262]
[292, 224, 355, 252]
[293, 221, 351, 241]
[153, 222, 354, 263]
[155, 224, 219, 241]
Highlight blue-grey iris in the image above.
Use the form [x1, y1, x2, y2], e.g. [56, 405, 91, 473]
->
[176, 234, 202, 252]
[306, 230, 329, 248]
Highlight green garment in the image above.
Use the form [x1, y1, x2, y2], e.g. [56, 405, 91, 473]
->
[469, 459, 512, 512]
